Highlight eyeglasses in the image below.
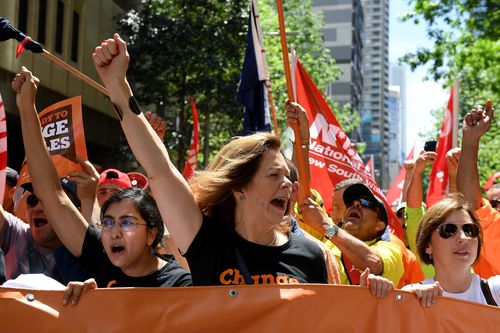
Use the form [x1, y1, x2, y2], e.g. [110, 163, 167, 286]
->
[347, 197, 378, 211]
[26, 194, 40, 207]
[489, 199, 500, 209]
[98, 217, 149, 231]
[437, 223, 480, 239]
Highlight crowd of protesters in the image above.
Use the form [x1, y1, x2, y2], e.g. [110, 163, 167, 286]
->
[0, 34, 498, 309]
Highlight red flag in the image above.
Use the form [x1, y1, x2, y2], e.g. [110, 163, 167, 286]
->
[386, 145, 415, 207]
[426, 82, 458, 207]
[0, 93, 7, 203]
[294, 60, 403, 238]
[182, 99, 200, 180]
[364, 155, 374, 178]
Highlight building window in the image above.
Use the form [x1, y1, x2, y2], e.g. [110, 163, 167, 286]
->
[71, 12, 79, 62]
[18, 0, 29, 33]
[37, 0, 47, 44]
[55, 0, 65, 53]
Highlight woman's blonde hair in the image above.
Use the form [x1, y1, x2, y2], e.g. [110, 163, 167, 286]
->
[416, 193, 482, 265]
[189, 132, 283, 227]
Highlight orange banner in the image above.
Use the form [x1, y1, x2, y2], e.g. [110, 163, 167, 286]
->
[0, 285, 499, 332]
[16, 96, 87, 187]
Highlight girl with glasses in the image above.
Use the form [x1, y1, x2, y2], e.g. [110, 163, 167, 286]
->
[12, 67, 191, 303]
[402, 193, 500, 307]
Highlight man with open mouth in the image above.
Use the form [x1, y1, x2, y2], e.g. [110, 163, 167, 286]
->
[0, 179, 82, 283]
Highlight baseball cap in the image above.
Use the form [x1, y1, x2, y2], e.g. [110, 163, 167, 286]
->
[343, 183, 388, 224]
[98, 169, 132, 189]
[20, 178, 81, 208]
[127, 172, 149, 190]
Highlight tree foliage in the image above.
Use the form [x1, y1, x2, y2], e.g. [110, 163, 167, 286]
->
[116, 0, 248, 169]
[115, 0, 354, 169]
[401, 0, 499, 185]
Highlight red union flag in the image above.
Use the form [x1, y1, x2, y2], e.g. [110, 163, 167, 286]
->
[182, 98, 200, 180]
[426, 82, 458, 207]
[294, 60, 402, 238]
[364, 155, 374, 178]
[386, 145, 415, 207]
[0, 93, 7, 203]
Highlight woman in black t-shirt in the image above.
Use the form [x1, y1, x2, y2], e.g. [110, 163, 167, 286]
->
[12, 68, 191, 305]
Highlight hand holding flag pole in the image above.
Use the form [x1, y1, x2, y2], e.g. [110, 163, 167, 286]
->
[275, 0, 310, 197]
[0, 17, 108, 96]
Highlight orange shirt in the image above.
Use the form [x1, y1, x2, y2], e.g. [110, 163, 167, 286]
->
[390, 234, 425, 288]
[473, 199, 500, 278]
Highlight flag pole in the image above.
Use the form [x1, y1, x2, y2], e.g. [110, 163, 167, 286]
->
[451, 80, 459, 148]
[266, 81, 280, 136]
[42, 50, 109, 96]
[275, 0, 310, 197]
[252, 0, 279, 136]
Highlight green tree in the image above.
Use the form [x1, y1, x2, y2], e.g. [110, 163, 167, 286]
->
[401, 0, 499, 185]
[116, 0, 248, 169]
[115, 0, 359, 170]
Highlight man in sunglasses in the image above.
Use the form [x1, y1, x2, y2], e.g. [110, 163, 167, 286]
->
[337, 183, 404, 286]
[0, 179, 82, 283]
[457, 100, 499, 279]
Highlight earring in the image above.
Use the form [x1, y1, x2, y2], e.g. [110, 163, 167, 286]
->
[429, 253, 432, 261]
[239, 194, 246, 201]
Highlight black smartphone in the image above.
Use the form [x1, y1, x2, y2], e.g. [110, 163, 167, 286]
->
[424, 140, 437, 152]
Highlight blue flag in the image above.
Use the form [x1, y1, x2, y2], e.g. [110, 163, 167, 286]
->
[237, 1, 271, 135]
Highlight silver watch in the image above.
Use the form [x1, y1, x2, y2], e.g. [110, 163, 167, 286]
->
[325, 224, 339, 240]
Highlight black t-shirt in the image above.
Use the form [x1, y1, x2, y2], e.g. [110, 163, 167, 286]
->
[185, 216, 328, 286]
[81, 225, 192, 288]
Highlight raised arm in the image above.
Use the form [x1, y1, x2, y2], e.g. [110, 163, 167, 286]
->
[285, 101, 310, 183]
[406, 151, 437, 209]
[457, 101, 494, 210]
[300, 197, 383, 274]
[92, 34, 201, 253]
[12, 67, 88, 256]
[445, 147, 461, 193]
[67, 158, 101, 226]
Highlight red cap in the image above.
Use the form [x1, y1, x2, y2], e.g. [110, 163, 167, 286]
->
[127, 172, 149, 190]
[98, 169, 132, 189]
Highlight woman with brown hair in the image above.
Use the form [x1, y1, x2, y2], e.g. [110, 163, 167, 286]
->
[403, 193, 500, 306]
[89, 34, 399, 295]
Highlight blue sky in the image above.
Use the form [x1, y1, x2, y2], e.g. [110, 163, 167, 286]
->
[389, 0, 449, 153]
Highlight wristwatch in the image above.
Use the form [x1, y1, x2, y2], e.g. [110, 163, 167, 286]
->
[325, 224, 339, 240]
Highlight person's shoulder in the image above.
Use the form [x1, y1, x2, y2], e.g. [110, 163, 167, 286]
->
[291, 232, 324, 255]
[158, 259, 192, 287]
[2, 211, 29, 230]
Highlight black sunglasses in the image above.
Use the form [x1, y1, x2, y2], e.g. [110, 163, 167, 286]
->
[347, 197, 378, 211]
[437, 223, 480, 239]
[489, 199, 500, 209]
[26, 194, 40, 207]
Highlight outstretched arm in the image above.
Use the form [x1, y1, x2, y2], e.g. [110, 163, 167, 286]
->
[92, 34, 201, 253]
[285, 101, 310, 183]
[446, 147, 461, 193]
[406, 151, 437, 209]
[12, 67, 88, 256]
[457, 101, 495, 210]
[300, 197, 383, 274]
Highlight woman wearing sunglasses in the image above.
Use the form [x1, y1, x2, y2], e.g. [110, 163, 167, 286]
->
[403, 193, 500, 307]
[12, 67, 191, 293]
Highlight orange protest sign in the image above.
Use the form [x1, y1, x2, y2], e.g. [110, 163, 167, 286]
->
[0, 284, 499, 333]
[16, 96, 87, 188]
